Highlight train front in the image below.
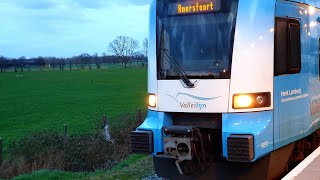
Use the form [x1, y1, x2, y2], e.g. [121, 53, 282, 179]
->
[131, 0, 277, 179]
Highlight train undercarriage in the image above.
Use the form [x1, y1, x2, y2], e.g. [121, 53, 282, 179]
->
[131, 112, 320, 179]
[153, 128, 320, 180]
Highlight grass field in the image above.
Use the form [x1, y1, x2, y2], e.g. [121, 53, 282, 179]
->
[13, 155, 154, 180]
[0, 67, 147, 145]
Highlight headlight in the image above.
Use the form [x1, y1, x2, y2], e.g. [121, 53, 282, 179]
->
[233, 92, 271, 109]
[233, 95, 253, 108]
[148, 94, 157, 108]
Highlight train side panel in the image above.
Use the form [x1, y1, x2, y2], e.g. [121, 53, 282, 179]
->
[308, 4, 320, 138]
[274, 0, 320, 149]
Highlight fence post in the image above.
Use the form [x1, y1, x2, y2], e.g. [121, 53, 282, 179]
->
[102, 115, 107, 128]
[0, 138, 3, 165]
[63, 124, 68, 144]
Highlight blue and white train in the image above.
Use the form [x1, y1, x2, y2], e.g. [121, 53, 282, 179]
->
[131, 0, 320, 179]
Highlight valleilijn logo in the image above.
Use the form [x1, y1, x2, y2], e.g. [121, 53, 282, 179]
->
[180, 102, 207, 110]
[167, 93, 220, 110]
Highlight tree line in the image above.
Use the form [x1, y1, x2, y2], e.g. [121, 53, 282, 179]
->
[0, 36, 148, 72]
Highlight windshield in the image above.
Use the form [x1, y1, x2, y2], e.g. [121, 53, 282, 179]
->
[157, 0, 239, 79]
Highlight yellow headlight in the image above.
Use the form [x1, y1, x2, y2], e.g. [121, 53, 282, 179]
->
[233, 94, 254, 109]
[148, 94, 157, 108]
[233, 92, 271, 109]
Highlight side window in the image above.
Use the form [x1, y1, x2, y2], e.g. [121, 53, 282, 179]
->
[274, 18, 301, 76]
[288, 22, 301, 73]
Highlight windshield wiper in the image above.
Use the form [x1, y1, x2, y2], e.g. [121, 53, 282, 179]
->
[160, 48, 194, 87]
[158, 25, 194, 88]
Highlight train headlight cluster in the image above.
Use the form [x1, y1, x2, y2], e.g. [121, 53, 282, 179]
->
[233, 92, 271, 109]
[148, 94, 157, 108]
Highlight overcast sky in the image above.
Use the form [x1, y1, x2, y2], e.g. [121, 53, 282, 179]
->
[0, 0, 150, 58]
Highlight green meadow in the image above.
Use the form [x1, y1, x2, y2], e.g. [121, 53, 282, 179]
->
[0, 67, 147, 145]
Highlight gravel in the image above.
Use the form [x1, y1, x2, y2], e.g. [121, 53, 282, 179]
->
[143, 173, 166, 180]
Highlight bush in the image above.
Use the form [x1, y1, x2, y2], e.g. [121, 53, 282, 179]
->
[64, 133, 115, 172]
[0, 109, 147, 179]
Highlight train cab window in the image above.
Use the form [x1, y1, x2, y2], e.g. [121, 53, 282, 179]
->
[274, 18, 301, 76]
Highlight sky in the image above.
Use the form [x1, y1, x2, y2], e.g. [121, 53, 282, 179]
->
[0, 0, 150, 58]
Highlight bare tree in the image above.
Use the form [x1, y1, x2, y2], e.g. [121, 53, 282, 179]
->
[109, 36, 139, 68]
[58, 58, 66, 70]
[133, 51, 144, 64]
[78, 53, 91, 69]
[142, 38, 148, 62]
[101, 52, 107, 64]
[93, 53, 101, 69]
[0, 56, 5, 72]
[12, 59, 18, 72]
[18, 56, 26, 72]
[67, 57, 75, 70]
[50, 60, 57, 70]
[36, 57, 46, 71]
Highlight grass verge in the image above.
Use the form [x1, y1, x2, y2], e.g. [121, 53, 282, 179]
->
[12, 155, 154, 180]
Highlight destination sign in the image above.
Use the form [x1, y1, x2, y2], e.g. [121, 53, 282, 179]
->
[168, 0, 221, 15]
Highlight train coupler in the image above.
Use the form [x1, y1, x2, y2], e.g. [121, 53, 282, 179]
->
[160, 126, 208, 174]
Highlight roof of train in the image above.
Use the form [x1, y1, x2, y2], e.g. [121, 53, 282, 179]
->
[289, 0, 320, 8]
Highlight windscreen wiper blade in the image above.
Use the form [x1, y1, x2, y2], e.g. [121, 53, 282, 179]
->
[160, 48, 194, 88]
[158, 25, 194, 87]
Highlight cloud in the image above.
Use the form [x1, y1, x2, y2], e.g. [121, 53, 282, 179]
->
[72, 0, 151, 8]
[125, 0, 150, 6]
[3, 0, 151, 10]
[0, 0, 150, 58]
[73, 0, 110, 9]
[8, 0, 58, 10]
[75, 0, 151, 8]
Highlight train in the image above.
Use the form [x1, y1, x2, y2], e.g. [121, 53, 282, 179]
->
[130, 0, 320, 179]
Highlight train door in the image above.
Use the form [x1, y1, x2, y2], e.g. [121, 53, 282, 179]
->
[273, 1, 310, 149]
